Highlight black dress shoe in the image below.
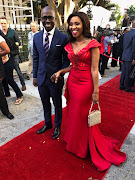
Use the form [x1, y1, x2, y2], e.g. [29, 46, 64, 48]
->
[120, 86, 125, 90]
[53, 127, 61, 140]
[106, 67, 110, 69]
[5, 113, 14, 119]
[37, 125, 53, 134]
[125, 89, 135, 92]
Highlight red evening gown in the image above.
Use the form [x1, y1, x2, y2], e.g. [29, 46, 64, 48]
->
[64, 39, 126, 171]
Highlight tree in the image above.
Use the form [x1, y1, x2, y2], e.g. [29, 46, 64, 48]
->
[31, 0, 116, 28]
[127, 5, 135, 14]
[79, 0, 115, 10]
[112, 4, 123, 27]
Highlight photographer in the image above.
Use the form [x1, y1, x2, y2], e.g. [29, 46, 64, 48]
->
[111, 28, 121, 67]
[98, 26, 113, 77]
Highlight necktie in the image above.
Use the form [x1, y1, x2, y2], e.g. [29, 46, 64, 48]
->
[44, 33, 49, 57]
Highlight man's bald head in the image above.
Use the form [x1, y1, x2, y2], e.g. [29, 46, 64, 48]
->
[41, 6, 55, 32]
[41, 6, 55, 18]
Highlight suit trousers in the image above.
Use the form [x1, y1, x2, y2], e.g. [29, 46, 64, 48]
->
[0, 83, 9, 115]
[2, 61, 23, 98]
[100, 52, 109, 75]
[38, 76, 64, 128]
[111, 52, 118, 67]
[13, 55, 25, 86]
[120, 61, 133, 90]
[27, 53, 33, 76]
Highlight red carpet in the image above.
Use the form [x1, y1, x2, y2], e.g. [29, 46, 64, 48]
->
[0, 75, 135, 180]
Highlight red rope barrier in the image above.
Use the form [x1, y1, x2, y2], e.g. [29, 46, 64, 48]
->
[101, 53, 122, 63]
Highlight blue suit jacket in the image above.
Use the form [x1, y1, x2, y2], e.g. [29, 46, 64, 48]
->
[33, 28, 70, 86]
[122, 29, 135, 61]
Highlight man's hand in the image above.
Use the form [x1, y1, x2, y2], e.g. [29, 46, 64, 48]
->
[0, 77, 3, 83]
[50, 73, 56, 83]
[50, 71, 62, 83]
[33, 78, 37, 87]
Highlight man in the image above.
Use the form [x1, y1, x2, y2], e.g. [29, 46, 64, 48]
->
[25, 21, 38, 80]
[100, 33, 113, 77]
[0, 17, 26, 92]
[118, 28, 129, 71]
[33, 6, 69, 139]
[122, 14, 130, 27]
[120, 20, 135, 92]
[0, 35, 14, 119]
[106, 24, 110, 29]
[111, 29, 121, 68]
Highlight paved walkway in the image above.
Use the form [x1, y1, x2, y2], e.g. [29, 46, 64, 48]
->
[0, 61, 135, 180]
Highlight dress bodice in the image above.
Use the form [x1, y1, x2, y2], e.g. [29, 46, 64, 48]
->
[64, 39, 101, 69]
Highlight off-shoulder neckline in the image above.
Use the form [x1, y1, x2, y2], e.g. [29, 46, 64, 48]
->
[69, 39, 96, 55]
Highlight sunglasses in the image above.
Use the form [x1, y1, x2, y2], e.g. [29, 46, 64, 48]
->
[41, 16, 54, 21]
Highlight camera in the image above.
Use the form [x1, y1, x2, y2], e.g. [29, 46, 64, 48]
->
[97, 26, 114, 36]
[95, 26, 114, 43]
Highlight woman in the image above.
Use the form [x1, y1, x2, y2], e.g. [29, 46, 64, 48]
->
[0, 34, 23, 105]
[51, 12, 126, 171]
[0, 35, 14, 119]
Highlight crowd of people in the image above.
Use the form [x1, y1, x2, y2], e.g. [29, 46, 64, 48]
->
[1, 5, 135, 172]
[94, 19, 135, 92]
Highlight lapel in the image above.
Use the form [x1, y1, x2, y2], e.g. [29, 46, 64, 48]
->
[38, 31, 46, 57]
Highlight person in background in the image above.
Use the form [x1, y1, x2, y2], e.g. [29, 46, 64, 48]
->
[0, 18, 23, 105]
[0, 17, 26, 92]
[25, 21, 38, 80]
[0, 35, 14, 119]
[118, 27, 129, 71]
[111, 28, 121, 68]
[120, 20, 135, 92]
[122, 14, 130, 27]
[106, 24, 110, 29]
[100, 33, 112, 77]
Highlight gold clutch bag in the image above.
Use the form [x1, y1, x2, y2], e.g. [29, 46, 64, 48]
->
[88, 102, 101, 127]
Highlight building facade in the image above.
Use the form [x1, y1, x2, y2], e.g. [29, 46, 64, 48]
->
[0, 0, 33, 24]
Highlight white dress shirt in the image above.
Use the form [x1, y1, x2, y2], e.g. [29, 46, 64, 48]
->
[43, 27, 55, 48]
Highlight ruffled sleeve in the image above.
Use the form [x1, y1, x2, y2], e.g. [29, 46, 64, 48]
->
[89, 39, 101, 49]
[81, 39, 101, 54]
[64, 40, 101, 55]
[75, 39, 101, 55]
[64, 42, 73, 54]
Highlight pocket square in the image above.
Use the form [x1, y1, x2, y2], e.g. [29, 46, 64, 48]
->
[56, 44, 61, 46]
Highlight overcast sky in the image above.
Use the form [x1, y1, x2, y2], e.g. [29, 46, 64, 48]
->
[110, 0, 135, 14]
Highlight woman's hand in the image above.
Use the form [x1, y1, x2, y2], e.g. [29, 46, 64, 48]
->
[92, 92, 99, 104]
[50, 70, 62, 83]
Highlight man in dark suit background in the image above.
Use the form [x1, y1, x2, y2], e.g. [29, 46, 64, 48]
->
[120, 20, 135, 92]
[118, 28, 129, 71]
[33, 6, 69, 139]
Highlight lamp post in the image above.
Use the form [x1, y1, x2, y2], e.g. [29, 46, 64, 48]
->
[87, 0, 93, 20]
